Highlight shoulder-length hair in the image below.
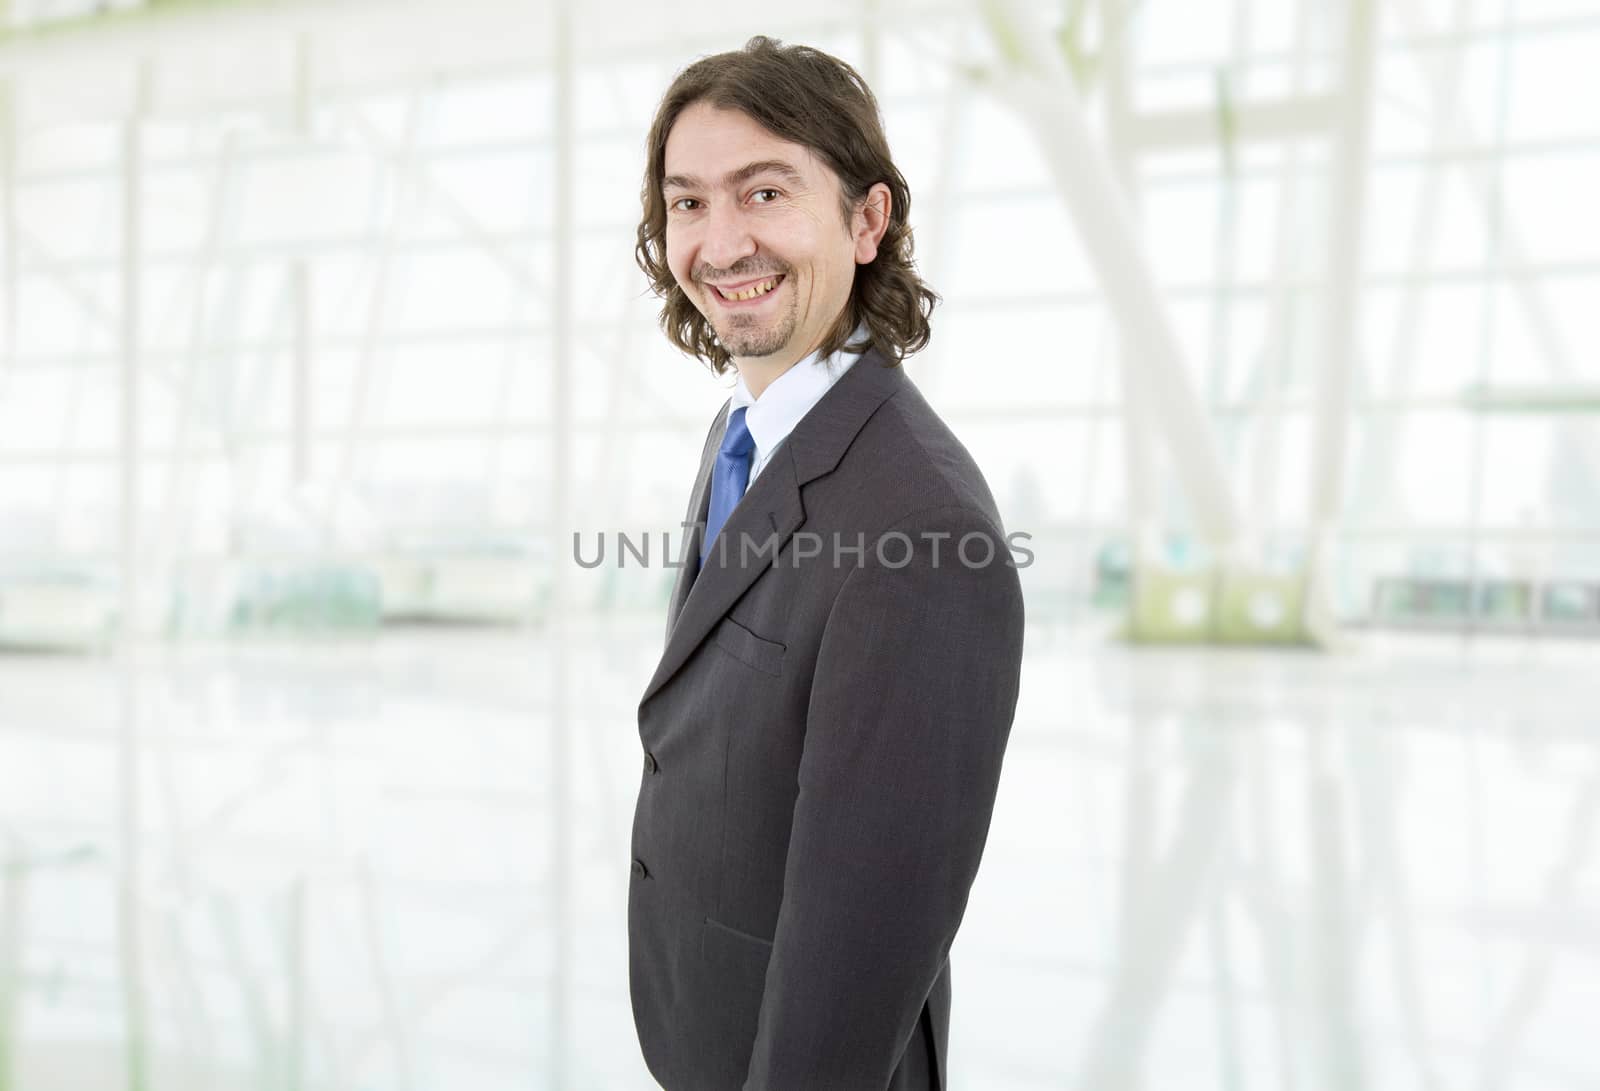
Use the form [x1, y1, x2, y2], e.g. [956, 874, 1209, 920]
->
[635, 35, 938, 375]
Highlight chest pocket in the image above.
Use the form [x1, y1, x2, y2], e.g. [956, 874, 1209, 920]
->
[711, 616, 786, 677]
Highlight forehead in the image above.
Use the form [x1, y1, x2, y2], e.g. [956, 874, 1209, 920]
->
[663, 102, 821, 185]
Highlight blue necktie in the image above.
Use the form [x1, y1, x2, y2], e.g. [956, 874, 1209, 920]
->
[701, 406, 756, 567]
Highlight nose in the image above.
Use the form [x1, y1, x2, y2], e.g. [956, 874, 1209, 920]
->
[699, 202, 757, 272]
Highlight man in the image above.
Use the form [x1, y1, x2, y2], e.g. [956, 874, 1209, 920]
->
[629, 36, 1026, 1091]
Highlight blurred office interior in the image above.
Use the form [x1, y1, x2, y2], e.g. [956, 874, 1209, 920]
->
[0, 0, 1597, 1087]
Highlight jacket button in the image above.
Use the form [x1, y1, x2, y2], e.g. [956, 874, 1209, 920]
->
[631, 858, 648, 879]
[644, 751, 658, 774]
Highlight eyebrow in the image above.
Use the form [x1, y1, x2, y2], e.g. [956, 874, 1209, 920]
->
[661, 159, 807, 195]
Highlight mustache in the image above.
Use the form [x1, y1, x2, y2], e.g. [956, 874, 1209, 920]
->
[696, 264, 789, 283]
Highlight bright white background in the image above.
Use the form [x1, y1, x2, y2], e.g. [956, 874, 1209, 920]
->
[0, 0, 1597, 1088]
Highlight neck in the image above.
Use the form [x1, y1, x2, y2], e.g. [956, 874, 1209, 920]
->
[735, 355, 798, 401]
[733, 336, 822, 401]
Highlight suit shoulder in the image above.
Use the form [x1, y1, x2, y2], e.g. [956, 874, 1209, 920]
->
[864, 380, 1005, 531]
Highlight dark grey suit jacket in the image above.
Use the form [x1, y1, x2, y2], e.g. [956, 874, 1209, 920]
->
[630, 345, 1025, 1091]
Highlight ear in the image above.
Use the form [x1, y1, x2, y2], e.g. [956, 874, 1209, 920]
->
[852, 182, 892, 264]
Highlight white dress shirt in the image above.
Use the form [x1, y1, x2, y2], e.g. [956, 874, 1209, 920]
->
[723, 323, 870, 496]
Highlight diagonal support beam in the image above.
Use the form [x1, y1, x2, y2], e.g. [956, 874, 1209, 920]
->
[978, 0, 1244, 550]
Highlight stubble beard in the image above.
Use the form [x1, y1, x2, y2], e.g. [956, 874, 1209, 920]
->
[710, 284, 798, 359]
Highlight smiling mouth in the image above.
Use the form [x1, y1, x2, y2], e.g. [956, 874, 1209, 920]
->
[710, 274, 785, 302]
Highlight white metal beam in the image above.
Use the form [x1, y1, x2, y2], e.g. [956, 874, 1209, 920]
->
[118, 62, 150, 642]
[546, 5, 574, 1091]
[0, 76, 13, 381]
[291, 33, 313, 488]
[1307, 0, 1378, 532]
[1100, 0, 1162, 567]
[1303, 0, 1379, 643]
[116, 58, 153, 1091]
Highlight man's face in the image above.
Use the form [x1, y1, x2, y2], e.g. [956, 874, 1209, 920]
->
[662, 102, 878, 366]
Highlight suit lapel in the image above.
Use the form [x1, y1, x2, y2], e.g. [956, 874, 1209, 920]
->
[640, 346, 905, 710]
[665, 401, 727, 636]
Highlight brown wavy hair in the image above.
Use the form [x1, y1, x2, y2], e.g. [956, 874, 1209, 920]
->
[635, 35, 938, 375]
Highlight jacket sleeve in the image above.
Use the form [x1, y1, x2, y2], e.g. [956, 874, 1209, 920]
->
[743, 505, 1026, 1090]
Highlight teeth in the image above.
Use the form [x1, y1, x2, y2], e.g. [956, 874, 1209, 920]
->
[720, 277, 779, 301]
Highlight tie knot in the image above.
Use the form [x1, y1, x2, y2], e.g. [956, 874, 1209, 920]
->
[720, 406, 756, 460]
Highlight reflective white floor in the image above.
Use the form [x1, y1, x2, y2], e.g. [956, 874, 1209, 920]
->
[1, 619, 1597, 1090]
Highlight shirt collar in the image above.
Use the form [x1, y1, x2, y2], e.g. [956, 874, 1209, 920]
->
[729, 322, 869, 462]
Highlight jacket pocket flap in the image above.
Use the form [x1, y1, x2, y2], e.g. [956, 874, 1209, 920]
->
[703, 915, 775, 949]
[711, 616, 786, 677]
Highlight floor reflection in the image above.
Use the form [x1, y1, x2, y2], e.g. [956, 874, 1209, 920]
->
[0, 622, 1595, 1089]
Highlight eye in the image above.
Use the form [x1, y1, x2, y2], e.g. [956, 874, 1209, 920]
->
[670, 197, 701, 212]
[750, 188, 781, 203]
